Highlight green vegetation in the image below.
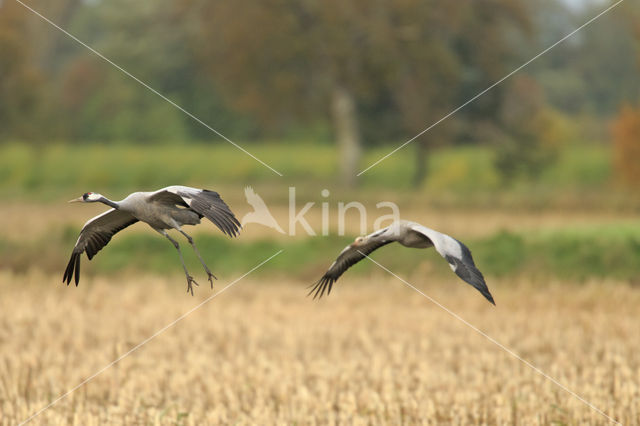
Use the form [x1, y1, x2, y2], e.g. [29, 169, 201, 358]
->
[0, 142, 616, 200]
[3, 222, 639, 283]
[475, 224, 640, 281]
[2, 142, 633, 286]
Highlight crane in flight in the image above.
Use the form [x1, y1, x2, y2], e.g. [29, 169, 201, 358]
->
[311, 220, 495, 304]
[63, 185, 241, 295]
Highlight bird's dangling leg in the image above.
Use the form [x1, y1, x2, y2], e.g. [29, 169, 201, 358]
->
[179, 229, 217, 288]
[158, 230, 199, 296]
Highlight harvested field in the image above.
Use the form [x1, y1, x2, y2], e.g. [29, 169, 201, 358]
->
[1, 271, 638, 425]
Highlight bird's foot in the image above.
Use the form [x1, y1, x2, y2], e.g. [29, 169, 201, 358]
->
[185, 275, 199, 296]
[206, 272, 217, 289]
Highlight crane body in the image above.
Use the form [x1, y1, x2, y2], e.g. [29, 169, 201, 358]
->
[63, 185, 241, 295]
[311, 219, 494, 304]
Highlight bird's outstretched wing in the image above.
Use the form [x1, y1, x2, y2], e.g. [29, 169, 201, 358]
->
[63, 209, 138, 286]
[409, 224, 495, 305]
[309, 231, 394, 299]
[149, 185, 241, 237]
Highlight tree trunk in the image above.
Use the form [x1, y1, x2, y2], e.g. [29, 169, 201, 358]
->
[331, 84, 361, 188]
[413, 142, 428, 187]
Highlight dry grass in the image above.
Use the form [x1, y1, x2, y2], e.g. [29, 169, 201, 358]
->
[1, 271, 639, 425]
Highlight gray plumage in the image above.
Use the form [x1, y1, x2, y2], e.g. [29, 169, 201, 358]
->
[310, 219, 494, 304]
[63, 185, 241, 295]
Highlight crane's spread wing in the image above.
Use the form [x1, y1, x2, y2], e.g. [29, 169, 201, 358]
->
[410, 224, 495, 305]
[146, 190, 189, 207]
[63, 209, 138, 286]
[309, 235, 394, 299]
[149, 185, 241, 237]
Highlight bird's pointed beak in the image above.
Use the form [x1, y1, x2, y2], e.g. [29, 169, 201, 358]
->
[68, 197, 83, 203]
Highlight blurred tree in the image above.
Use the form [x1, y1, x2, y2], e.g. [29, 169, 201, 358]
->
[193, 0, 370, 186]
[56, 0, 193, 142]
[608, 3, 640, 189]
[29, 0, 82, 71]
[531, 1, 640, 116]
[192, 0, 530, 186]
[30, 0, 253, 143]
[0, 1, 44, 141]
[493, 75, 565, 181]
[611, 104, 640, 188]
[4, 0, 639, 182]
[397, 0, 531, 185]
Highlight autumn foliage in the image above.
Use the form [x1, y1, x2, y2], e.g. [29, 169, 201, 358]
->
[611, 104, 640, 187]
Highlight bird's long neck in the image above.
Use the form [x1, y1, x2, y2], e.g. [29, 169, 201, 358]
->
[99, 197, 120, 209]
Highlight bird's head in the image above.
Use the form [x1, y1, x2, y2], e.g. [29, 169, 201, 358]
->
[351, 236, 366, 247]
[69, 192, 103, 203]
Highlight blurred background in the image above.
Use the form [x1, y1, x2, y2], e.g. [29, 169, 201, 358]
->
[1, 0, 639, 281]
[2, 1, 640, 424]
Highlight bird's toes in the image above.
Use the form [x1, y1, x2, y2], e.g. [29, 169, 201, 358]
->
[207, 274, 216, 289]
[185, 275, 199, 296]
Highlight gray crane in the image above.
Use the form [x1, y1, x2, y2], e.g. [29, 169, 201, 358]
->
[310, 219, 495, 304]
[63, 185, 241, 295]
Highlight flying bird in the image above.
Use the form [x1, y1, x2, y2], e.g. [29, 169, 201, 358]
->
[240, 186, 285, 234]
[63, 185, 241, 295]
[310, 220, 494, 304]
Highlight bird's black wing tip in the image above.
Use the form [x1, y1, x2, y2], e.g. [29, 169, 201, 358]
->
[485, 292, 496, 305]
[229, 223, 241, 238]
[450, 256, 495, 305]
[62, 252, 82, 287]
[224, 226, 240, 239]
[474, 280, 495, 305]
[63, 253, 75, 286]
[474, 275, 495, 305]
[307, 279, 323, 300]
[307, 276, 335, 300]
[74, 252, 81, 286]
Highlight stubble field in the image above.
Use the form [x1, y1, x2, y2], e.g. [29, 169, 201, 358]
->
[1, 271, 638, 425]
